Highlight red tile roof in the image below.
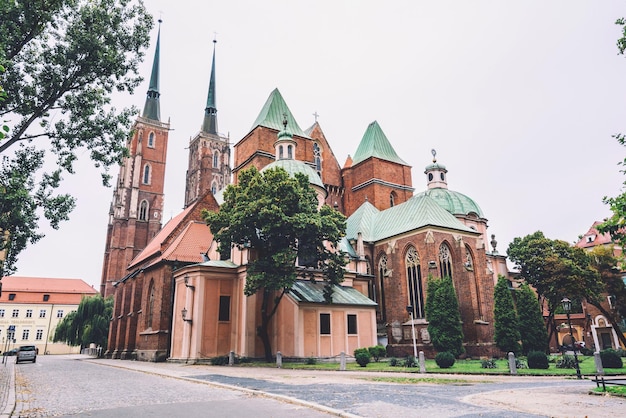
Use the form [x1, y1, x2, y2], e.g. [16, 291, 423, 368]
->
[0, 276, 97, 294]
[575, 221, 613, 248]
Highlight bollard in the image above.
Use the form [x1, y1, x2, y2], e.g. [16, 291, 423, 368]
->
[229, 350, 235, 366]
[594, 352, 604, 376]
[340, 351, 346, 371]
[276, 351, 282, 368]
[508, 352, 517, 375]
[418, 351, 426, 373]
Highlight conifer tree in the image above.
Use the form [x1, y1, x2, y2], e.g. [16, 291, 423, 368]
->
[425, 275, 464, 357]
[493, 275, 521, 354]
[516, 284, 549, 354]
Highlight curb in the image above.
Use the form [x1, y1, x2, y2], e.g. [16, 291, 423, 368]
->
[0, 360, 15, 418]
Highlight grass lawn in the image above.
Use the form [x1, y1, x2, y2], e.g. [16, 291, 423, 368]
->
[245, 355, 625, 377]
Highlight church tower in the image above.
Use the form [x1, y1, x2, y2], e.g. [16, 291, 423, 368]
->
[100, 21, 170, 297]
[184, 39, 231, 207]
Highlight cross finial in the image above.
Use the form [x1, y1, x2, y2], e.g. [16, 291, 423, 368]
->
[213, 32, 218, 43]
[158, 11, 163, 24]
[282, 112, 288, 130]
[313, 111, 319, 122]
[431, 148, 437, 163]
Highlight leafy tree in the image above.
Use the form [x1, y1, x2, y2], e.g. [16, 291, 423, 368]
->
[507, 231, 603, 345]
[425, 275, 464, 357]
[203, 166, 347, 361]
[0, 0, 153, 277]
[493, 275, 521, 355]
[516, 284, 549, 354]
[54, 295, 113, 350]
[587, 246, 626, 348]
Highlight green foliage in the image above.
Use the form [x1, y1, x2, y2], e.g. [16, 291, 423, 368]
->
[600, 349, 624, 368]
[425, 275, 464, 357]
[389, 357, 400, 367]
[0, 0, 152, 276]
[493, 275, 521, 354]
[556, 355, 579, 369]
[203, 166, 347, 361]
[403, 356, 417, 367]
[367, 345, 386, 362]
[435, 351, 455, 368]
[305, 357, 317, 365]
[53, 295, 113, 350]
[515, 358, 528, 369]
[527, 351, 549, 369]
[480, 359, 497, 369]
[516, 284, 549, 355]
[355, 351, 371, 367]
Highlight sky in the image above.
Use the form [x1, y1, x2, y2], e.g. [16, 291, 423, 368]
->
[13, 0, 626, 290]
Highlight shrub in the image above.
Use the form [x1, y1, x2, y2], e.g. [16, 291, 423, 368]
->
[481, 359, 497, 369]
[355, 351, 371, 367]
[305, 357, 317, 365]
[404, 356, 417, 368]
[210, 355, 229, 366]
[389, 357, 400, 367]
[527, 351, 549, 369]
[580, 347, 594, 357]
[556, 355, 579, 369]
[368, 345, 386, 362]
[435, 351, 455, 368]
[515, 359, 527, 369]
[600, 349, 623, 368]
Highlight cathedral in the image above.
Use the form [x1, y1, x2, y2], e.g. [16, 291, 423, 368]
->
[101, 26, 509, 362]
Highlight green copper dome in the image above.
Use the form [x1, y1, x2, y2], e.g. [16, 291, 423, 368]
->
[262, 159, 325, 191]
[415, 188, 484, 218]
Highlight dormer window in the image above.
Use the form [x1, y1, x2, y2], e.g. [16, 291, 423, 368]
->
[585, 235, 596, 243]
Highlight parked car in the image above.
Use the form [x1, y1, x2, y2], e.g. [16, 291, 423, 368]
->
[16, 345, 37, 363]
[2, 348, 18, 356]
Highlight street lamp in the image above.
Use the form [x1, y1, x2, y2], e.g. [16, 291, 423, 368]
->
[561, 297, 582, 379]
[406, 305, 417, 359]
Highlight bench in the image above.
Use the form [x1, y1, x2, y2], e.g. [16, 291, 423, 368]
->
[593, 375, 626, 391]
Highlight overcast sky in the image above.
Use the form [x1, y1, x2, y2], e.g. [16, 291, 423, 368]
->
[14, 1, 626, 289]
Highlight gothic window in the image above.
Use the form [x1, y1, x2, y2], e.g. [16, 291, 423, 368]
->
[142, 164, 151, 184]
[213, 151, 219, 168]
[148, 132, 155, 148]
[439, 243, 453, 280]
[139, 200, 148, 221]
[211, 181, 217, 195]
[279, 145, 284, 159]
[287, 145, 293, 159]
[378, 254, 388, 322]
[406, 246, 424, 318]
[390, 192, 397, 207]
[313, 142, 322, 173]
[146, 279, 155, 329]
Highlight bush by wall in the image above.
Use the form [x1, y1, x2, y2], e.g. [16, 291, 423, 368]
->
[368, 345, 386, 362]
[435, 351, 455, 368]
[527, 351, 549, 369]
[600, 349, 624, 368]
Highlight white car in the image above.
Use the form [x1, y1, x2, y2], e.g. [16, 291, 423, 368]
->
[16, 345, 37, 363]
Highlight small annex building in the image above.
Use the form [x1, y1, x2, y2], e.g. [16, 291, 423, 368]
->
[0, 276, 97, 355]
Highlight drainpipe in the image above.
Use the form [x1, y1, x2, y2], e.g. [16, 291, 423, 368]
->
[44, 303, 54, 355]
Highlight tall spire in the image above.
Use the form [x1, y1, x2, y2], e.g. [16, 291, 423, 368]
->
[142, 19, 161, 121]
[201, 38, 218, 134]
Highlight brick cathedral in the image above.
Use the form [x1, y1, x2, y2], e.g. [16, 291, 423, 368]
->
[100, 26, 508, 361]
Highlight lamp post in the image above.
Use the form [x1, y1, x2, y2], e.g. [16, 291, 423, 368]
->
[561, 297, 582, 379]
[406, 305, 417, 359]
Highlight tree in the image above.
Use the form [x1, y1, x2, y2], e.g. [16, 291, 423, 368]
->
[493, 275, 521, 355]
[425, 275, 464, 357]
[587, 246, 626, 348]
[203, 166, 347, 361]
[507, 231, 603, 345]
[0, 0, 153, 277]
[516, 284, 549, 354]
[54, 295, 113, 350]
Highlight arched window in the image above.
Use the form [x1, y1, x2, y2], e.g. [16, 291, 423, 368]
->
[287, 145, 293, 159]
[211, 181, 217, 195]
[139, 200, 148, 221]
[142, 164, 151, 184]
[313, 142, 322, 173]
[213, 151, 219, 168]
[279, 145, 284, 160]
[146, 279, 155, 329]
[378, 254, 388, 322]
[390, 192, 397, 207]
[439, 243, 453, 280]
[148, 132, 155, 148]
[406, 246, 424, 318]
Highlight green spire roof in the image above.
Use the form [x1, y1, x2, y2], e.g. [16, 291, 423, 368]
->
[201, 39, 218, 134]
[142, 20, 161, 121]
[351, 121, 407, 166]
[250, 89, 309, 138]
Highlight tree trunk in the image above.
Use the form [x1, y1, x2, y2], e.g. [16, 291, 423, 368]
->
[259, 289, 273, 362]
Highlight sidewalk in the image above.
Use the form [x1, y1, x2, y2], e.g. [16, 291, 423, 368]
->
[0, 358, 15, 418]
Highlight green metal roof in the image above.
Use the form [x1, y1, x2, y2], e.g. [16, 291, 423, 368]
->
[289, 280, 377, 306]
[250, 89, 309, 138]
[416, 188, 484, 217]
[201, 40, 218, 134]
[338, 236, 357, 258]
[142, 22, 161, 121]
[346, 195, 476, 242]
[196, 260, 239, 268]
[351, 121, 407, 166]
[262, 159, 325, 191]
